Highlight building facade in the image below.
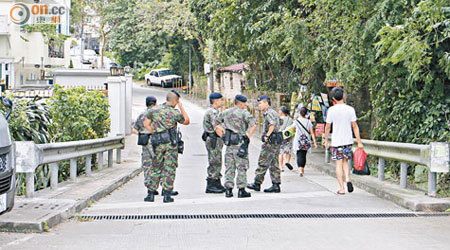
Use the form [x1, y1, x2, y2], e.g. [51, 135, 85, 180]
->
[0, 0, 71, 90]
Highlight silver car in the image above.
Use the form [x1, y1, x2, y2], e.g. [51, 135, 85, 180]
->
[0, 97, 15, 215]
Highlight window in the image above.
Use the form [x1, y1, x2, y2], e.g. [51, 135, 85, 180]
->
[158, 70, 174, 77]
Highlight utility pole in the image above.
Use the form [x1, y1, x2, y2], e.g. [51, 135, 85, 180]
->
[189, 42, 192, 88]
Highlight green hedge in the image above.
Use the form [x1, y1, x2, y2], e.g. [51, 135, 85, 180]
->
[0, 86, 110, 195]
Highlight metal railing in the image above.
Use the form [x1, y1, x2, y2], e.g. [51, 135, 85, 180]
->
[15, 136, 125, 198]
[325, 138, 449, 197]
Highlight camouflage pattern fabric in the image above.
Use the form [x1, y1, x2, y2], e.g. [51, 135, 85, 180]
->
[133, 107, 155, 189]
[255, 143, 281, 184]
[254, 107, 282, 184]
[149, 143, 178, 191]
[203, 106, 223, 179]
[145, 103, 184, 133]
[224, 145, 249, 188]
[216, 107, 256, 134]
[145, 102, 184, 192]
[218, 107, 256, 188]
[206, 136, 223, 179]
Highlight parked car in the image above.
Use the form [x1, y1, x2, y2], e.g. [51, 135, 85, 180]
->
[144, 69, 182, 88]
[0, 97, 15, 215]
[81, 49, 98, 64]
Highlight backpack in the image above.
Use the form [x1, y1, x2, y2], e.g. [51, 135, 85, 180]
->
[296, 119, 311, 151]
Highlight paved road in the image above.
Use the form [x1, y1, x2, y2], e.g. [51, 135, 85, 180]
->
[1, 83, 449, 250]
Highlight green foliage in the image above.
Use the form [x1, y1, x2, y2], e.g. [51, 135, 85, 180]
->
[1, 87, 110, 195]
[0, 97, 51, 143]
[49, 85, 110, 142]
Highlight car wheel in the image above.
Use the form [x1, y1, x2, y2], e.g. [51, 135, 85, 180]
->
[147, 79, 151, 86]
[161, 81, 166, 88]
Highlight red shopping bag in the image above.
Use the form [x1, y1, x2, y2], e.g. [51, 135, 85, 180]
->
[353, 148, 367, 171]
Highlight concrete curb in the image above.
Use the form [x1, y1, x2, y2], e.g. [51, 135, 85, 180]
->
[307, 151, 450, 212]
[0, 168, 142, 233]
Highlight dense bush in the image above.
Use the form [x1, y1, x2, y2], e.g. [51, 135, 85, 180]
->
[0, 86, 110, 195]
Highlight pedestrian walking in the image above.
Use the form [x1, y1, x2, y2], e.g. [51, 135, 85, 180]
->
[293, 107, 317, 177]
[215, 94, 256, 198]
[278, 106, 294, 172]
[248, 96, 283, 193]
[143, 90, 190, 202]
[132, 96, 159, 201]
[324, 87, 363, 195]
[202, 92, 226, 193]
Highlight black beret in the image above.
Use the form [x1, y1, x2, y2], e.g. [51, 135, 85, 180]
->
[257, 95, 271, 102]
[209, 92, 223, 100]
[146, 96, 157, 105]
[235, 94, 247, 103]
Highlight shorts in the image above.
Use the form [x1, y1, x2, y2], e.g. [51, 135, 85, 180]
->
[331, 144, 352, 161]
[280, 140, 292, 154]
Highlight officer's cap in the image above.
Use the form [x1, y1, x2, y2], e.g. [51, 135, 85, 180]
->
[146, 96, 157, 106]
[235, 94, 247, 103]
[209, 92, 223, 100]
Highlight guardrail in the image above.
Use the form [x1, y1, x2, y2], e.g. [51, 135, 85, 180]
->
[15, 136, 125, 198]
[325, 138, 449, 197]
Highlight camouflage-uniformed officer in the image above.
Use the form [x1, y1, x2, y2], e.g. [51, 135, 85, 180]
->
[144, 90, 190, 203]
[216, 94, 256, 198]
[203, 92, 226, 193]
[133, 96, 157, 201]
[248, 95, 282, 193]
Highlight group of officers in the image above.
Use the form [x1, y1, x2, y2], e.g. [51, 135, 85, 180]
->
[133, 90, 285, 203]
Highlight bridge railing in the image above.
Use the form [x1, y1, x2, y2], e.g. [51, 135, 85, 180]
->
[15, 136, 125, 198]
[325, 138, 449, 197]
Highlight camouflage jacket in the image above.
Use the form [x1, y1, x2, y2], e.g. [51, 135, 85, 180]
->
[133, 107, 153, 134]
[217, 107, 256, 135]
[263, 107, 281, 134]
[203, 106, 221, 134]
[145, 102, 185, 133]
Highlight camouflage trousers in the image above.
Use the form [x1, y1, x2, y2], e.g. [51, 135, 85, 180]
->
[205, 137, 223, 180]
[254, 143, 281, 184]
[148, 143, 178, 192]
[141, 145, 154, 189]
[224, 144, 249, 189]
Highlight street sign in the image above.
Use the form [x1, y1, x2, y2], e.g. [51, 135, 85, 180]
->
[430, 142, 449, 173]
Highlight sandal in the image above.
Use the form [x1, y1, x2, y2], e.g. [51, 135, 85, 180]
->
[336, 191, 345, 195]
[347, 182, 354, 193]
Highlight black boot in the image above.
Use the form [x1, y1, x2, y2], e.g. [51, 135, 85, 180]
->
[247, 183, 261, 191]
[144, 190, 155, 202]
[162, 189, 179, 196]
[264, 183, 281, 193]
[238, 188, 251, 198]
[225, 188, 233, 198]
[163, 192, 174, 203]
[206, 178, 224, 193]
[215, 178, 226, 192]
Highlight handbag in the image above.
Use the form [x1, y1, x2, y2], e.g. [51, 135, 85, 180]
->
[296, 119, 311, 150]
[137, 133, 150, 146]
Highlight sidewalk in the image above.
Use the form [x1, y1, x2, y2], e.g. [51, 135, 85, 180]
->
[0, 135, 142, 233]
[306, 149, 450, 212]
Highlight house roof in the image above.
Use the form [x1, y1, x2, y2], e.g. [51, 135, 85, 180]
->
[216, 63, 248, 73]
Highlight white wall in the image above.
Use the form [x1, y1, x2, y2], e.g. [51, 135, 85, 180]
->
[52, 69, 110, 87]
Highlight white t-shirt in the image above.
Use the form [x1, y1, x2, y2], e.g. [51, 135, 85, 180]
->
[293, 117, 312, 151]
[326, 104, 357, 147]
